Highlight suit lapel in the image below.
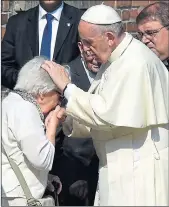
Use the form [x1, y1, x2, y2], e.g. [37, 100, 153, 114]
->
[53, 3, 73, 60]
[75, 57, 91, 90]
[27, 6, 39, 57]
[80, 70, 91, 90]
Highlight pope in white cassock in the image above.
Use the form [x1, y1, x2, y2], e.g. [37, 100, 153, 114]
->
[42, 4, 169, 206]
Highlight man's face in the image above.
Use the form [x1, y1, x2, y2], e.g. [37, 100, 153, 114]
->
[137, 20, 169, 61]
[39, 0, 62, 12]
[78, 42, 101, 73]
[78, 21, 112, 64]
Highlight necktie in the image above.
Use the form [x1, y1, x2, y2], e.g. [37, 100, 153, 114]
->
[40, 13, 54, 60]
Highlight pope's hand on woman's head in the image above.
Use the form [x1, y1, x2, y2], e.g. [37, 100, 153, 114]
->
[41, 61, 71, 92]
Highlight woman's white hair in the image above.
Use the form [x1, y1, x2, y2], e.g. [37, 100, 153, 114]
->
[14, 56, 58, 95]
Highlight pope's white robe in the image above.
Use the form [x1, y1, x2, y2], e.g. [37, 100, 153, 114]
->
[63, 33, 169, 206]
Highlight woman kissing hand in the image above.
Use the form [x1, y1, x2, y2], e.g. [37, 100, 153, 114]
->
[45, 105, 66, 145]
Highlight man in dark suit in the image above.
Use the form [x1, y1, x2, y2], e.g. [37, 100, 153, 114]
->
[51, 41, 100, 206]
[1, 0, 83, 89]
[70, 45, 101, 205]
[70, 41, 101, 89]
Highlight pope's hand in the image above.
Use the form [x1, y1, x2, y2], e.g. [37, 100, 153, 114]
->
[41, 61, 71, 93]
[45, 106, 66, 128]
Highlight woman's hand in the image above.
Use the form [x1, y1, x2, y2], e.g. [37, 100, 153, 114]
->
[45, 105, 66, 145]
[47, 174, 62, 195]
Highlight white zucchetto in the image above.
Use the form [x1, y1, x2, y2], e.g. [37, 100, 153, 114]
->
[81, 4, 122, 25]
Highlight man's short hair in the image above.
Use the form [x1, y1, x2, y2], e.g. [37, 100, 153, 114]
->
[136, 1, 169, 29]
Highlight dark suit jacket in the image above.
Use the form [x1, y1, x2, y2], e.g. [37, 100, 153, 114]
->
[1, 3, 83, 89]
[50, 54, 98, 206]
[70, 56, 91, 92]
[61, 56, 96, 166]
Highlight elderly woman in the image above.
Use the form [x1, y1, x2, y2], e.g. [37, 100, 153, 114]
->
[2, 56, 63, 206]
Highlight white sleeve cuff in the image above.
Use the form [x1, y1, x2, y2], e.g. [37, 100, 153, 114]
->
[64, 83, 76, 100]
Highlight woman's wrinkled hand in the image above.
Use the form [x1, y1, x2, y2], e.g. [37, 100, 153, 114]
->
[47, 174, 62, 195]
[45, 106, 66, 128]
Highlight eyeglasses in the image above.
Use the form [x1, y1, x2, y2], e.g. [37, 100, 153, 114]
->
[137, 24, 169, 40]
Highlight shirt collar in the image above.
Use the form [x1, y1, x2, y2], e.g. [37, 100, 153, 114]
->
[81, 58, 96, 83]
[108, 32, 133, 63]
[39, 2, 64, 21]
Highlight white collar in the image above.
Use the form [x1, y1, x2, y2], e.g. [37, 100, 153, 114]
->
[39, 2, 64, 21]
[108, 32, 133, 63]
[81, 58, 96, 83]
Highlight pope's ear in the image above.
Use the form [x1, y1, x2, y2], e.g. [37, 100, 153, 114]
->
[106, 32, 115, 47]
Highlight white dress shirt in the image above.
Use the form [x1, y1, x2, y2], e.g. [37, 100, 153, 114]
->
[81, 58, 96, 84]
[39, 2, 64, 60]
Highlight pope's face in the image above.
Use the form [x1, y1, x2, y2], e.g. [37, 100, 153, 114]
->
[137, 20, 169, 61]
[78, 21, 112, 64]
